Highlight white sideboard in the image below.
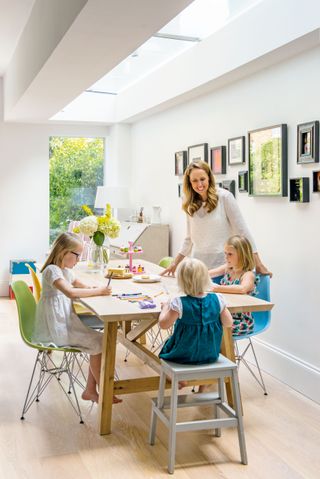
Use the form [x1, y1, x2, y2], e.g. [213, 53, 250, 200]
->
[110, 222, 170, 265]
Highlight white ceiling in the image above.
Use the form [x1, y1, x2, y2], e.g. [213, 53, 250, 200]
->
[3, 0, 194, 122]
[1, 0, 320, 125]
[0, 0, 35, 75]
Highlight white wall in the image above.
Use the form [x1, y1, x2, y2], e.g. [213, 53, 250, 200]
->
[129, 45, 320, 402]
[0, 83, 109, 295]
[1, 43, 319, 403]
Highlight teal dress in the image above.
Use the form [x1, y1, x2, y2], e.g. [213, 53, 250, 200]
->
[159, 294, 223, 365]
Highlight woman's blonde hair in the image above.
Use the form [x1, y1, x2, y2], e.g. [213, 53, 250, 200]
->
[182, 161, 219, 216]
[226, 235, 255, 272]
[41, 232, 83, 272]
[176, 257, 212, 296]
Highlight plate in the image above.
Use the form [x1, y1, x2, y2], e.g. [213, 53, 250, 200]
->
[132, 274, 161, 283]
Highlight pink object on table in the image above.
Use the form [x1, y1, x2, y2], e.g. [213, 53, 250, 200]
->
[121, 241, 144, 273]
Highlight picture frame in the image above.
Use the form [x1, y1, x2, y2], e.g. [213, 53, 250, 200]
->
[248, 124, 288, 197]
[178, 183, 183, 198]
[312, 170, 320, 192]
[222, 179, 236, 197]
[228, 136, 245, 165]
[289, 177, 310, 203]
[210, 146, 226, 174]
[174, 150, 188, 176]
[238, 171, 248, 192]
[297, 121, 319, 164]
[188, 143, 208, 164]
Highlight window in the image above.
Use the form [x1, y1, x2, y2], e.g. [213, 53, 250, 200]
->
[49, 136, 104, 242]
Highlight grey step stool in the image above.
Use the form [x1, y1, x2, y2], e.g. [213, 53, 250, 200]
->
[149, 354, 247, 474]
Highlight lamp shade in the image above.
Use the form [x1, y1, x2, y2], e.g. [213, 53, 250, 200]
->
[94, 186, 129, 209]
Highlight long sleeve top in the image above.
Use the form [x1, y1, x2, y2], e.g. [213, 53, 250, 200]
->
[179, 188, 257, 269]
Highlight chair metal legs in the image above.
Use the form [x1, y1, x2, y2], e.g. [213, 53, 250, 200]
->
[21, 350, 84, 423]
[234, 338, 268, 395]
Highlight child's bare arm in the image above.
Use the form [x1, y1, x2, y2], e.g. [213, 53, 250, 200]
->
[220, 307, 233, 327]
[73, 278, 92, 289]
[208, 264, 227, 278]
[212, 271, 255, 294]
[53, 278, 111, 299]
[159, 302, 179, 329]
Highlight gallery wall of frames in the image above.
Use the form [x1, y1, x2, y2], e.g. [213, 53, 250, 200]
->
[174, 120, 320, 203]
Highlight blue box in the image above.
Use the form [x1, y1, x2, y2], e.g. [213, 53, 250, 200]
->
[10, 259, 36, 275]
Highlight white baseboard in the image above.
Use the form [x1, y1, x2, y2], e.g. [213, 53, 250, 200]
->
[242, 337, 320, 405]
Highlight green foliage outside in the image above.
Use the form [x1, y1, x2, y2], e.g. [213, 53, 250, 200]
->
[49, 137, 104, 243]
[250, 137, 281, 195]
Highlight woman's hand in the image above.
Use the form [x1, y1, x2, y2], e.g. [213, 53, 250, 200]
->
[160, 254, 185, 277]
[254, 253, 272, 278]
[256, 263, 272, 277]
[160, 262, 177, 277]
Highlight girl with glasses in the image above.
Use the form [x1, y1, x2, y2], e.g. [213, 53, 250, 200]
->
[32, 232, 121, 404]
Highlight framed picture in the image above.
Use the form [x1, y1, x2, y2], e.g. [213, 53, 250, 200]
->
[248, 124, 288, 197]
[297, 121, 319, 164]
[210, 146, 226, 174]
[312, 170, 320, 192]
[175, 151, 188, 176]
[188, 143, 208, 164]
[228, 136, 245, 165]
[222, 179, 236, 197]
[238, 171, 248, 192]
[178, 183, 183, 198]
[289, 177, 310, 203]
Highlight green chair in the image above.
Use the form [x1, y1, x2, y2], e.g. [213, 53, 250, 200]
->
[158, 256, 174, 269]
[12, 280, 85, 424]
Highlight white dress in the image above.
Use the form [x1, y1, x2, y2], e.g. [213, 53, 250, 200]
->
[32, 265, 102, 355]
[180, 188, 257, 268]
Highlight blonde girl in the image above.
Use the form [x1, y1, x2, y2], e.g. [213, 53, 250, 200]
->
[209, 235, 257, 336]
[33, 232, 121, 404]
[159, 257, 232, 366]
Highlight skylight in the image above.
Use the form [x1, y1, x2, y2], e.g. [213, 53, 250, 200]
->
[51, 0, 260, 122]
[88, 0, 231, 95]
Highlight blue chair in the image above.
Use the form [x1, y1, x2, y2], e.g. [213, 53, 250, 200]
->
[212, 275, 224, 285]
[233, 275, 271, 395]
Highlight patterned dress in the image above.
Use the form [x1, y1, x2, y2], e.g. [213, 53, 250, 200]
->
[220, 273, 257, 336]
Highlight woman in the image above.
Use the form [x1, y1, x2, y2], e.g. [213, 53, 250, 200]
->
[162, 161, 271, 276]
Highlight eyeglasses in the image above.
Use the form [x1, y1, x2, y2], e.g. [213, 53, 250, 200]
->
[70, 251, 81, 260]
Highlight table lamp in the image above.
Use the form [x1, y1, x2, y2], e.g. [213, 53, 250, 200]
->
[94, 186, 129, 218]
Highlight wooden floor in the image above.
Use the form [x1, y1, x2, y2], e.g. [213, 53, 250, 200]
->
[1, 297, 319, 479]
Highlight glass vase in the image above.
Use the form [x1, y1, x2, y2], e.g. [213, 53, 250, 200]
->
[87, 237, 110, 273]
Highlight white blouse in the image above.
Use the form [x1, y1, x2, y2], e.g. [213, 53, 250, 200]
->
[180, 188, 257, 268]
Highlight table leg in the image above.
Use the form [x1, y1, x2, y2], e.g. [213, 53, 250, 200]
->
[98, 322, 118, 435]
[221, 327, 236, 407]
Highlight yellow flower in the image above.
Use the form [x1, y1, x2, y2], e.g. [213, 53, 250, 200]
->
[105, 203, 112, 221]
[82, 205, 94, 216]
[76, 203, 120, 245]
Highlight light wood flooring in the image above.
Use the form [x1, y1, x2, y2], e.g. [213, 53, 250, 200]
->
[1, 298, 319, 479]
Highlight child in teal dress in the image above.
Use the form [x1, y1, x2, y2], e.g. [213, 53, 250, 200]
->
[209, 235, 257, 336]
[159, 257, 232, 365]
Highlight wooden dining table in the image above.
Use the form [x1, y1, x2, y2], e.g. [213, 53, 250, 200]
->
[77, 259, 274, 435]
